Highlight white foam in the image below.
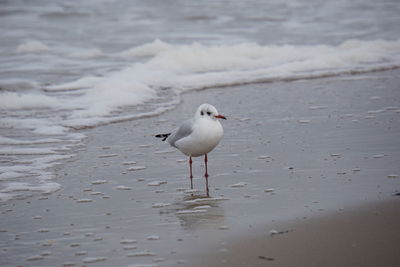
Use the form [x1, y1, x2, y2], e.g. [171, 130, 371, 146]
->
[0, 92, 61, 110]
[0, 136, 63, 145]
[40, 39, 400, 130]
[16, 40, 50, 53]
[120, 39, 172, 57]
[0, 147, 56, 155]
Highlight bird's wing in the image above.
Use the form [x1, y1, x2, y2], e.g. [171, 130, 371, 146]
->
[167, 119, 194, 147]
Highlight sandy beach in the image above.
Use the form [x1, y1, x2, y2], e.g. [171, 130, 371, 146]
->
[1, 69, 400, 266]
[193, 199, 400, 267]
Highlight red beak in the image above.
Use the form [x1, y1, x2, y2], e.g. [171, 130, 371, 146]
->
[214, 114, 227, 120]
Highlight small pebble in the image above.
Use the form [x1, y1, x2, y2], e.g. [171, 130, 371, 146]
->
[127, 166, 146, 171]
[27, 255, 44, 261]
[76, 198, 92, 203]
[91, 180, 107, 185]
[82, 257, 107, 263]
[230, 182, 247, 188]
[147, 181, 167, 186]
[123, 245, 137, 250]
[120, 239, 137, 244]
[115, 185, 132, 190]
[98, 154, 117, 158]
[62, 262, 76, 266]
[122, 161, 137, 165]
[90, 191, 103, 195]
[269, 229, 279, 235]
[147, 235, 160, 240]
[139, 144, 152, 148]
[127, 251, 156, 257]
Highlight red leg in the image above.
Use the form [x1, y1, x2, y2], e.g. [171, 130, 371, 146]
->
[189, 156, 193, 189]
[204, 154, 209, 195]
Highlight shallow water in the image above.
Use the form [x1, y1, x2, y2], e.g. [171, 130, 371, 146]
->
[1, 0, 400, 200]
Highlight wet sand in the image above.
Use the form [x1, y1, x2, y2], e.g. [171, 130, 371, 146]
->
[1, 69, 400, 266]
[194, 199, 400, 267]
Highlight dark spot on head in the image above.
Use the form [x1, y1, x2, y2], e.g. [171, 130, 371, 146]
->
[200, 111, 204, 116]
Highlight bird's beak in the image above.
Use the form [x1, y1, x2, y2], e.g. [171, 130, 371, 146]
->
[214, 114, 227, 120]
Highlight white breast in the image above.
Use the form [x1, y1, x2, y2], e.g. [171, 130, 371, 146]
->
[175, 118, 223, 157]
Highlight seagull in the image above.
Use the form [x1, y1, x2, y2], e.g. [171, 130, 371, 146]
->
[156, 103, 226, 195]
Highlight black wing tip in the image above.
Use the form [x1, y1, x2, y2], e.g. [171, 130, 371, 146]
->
[155, 133, 171, 141]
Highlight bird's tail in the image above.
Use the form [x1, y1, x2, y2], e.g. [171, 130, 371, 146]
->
[155, 133, 171, 141]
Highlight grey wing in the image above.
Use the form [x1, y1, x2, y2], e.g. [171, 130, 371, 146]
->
[167, 119, 194, 147]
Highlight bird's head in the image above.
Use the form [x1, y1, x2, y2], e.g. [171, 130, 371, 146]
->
[195, 103, 227, 121]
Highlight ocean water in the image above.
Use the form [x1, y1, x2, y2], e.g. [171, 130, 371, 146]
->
[1, 0, 400, 201]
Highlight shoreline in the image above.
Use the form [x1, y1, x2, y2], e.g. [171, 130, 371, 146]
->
[1, 69, 399, 266]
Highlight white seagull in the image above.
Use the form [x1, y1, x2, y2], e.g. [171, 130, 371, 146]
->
[156, 103, 226, 195]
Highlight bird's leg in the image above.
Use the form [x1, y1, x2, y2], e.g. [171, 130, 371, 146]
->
[189, 156, 193, 189]
[204, 154, 209, 196]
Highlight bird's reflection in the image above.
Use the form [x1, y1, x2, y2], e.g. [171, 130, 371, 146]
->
[160, 191, 228, 230]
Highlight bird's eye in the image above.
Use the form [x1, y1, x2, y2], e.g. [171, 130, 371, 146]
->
[200, 111, 204, 116]
[207, 111, 212, 116]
